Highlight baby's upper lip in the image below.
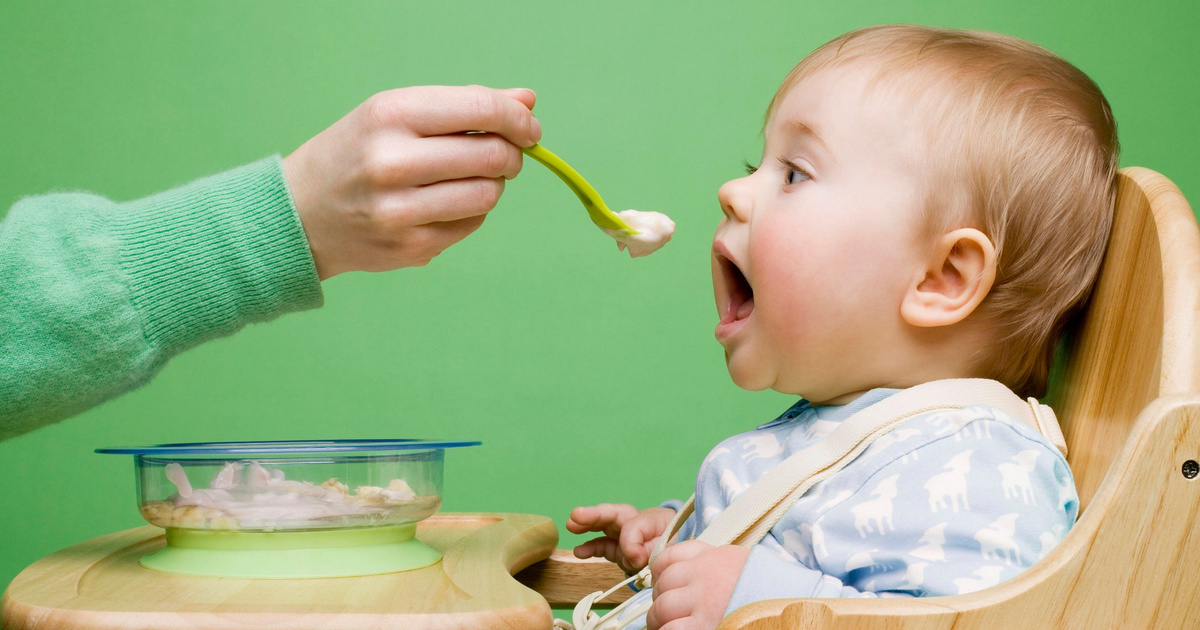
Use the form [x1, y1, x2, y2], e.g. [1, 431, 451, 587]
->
[712, 240, 742, 273]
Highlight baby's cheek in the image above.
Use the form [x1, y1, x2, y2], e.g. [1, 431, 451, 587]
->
[757, 234, 838, 305]
[757, 276, 822, 350]
[754, 232, 817, 312]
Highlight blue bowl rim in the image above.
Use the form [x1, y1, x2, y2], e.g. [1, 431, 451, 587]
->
[95, 439, 482, 456]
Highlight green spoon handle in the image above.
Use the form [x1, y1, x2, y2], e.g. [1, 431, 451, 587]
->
[522, 143, 637, 235]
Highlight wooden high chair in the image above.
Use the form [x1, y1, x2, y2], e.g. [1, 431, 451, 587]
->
[518, 167, 1200, 629]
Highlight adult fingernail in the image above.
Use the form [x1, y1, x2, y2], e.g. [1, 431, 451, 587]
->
[530, 116, 542, 143]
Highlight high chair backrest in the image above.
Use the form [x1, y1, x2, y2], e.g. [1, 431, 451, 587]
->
[1045, 167, 1200, 511]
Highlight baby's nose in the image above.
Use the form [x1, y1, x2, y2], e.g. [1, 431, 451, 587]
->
[717, 177, 752, 222]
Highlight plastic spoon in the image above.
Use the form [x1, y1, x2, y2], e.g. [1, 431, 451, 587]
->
[521, 143, 639, 236]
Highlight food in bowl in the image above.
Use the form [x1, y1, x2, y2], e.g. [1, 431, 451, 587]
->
[138, 460, 442, 530]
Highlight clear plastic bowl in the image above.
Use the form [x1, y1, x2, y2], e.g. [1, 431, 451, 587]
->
[97, 440, 481, 533]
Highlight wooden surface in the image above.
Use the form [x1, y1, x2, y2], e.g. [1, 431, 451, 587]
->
[1048, 167, 1200, 511]
[515, 550, 633, 608]
[1, 512, 558, 630]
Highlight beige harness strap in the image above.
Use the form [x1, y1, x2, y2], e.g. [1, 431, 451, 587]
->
[564, 379, 1065, 630]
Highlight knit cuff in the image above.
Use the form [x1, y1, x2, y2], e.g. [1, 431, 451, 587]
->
[111, 156, 323, 355]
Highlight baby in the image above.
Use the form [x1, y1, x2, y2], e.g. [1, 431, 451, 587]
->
[567, 25, 1118, 630]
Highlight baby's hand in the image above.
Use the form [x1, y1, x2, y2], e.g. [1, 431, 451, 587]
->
[646, 540, 750, 630]
[283, 85, 541, 279]
[566, 504, 677, 574]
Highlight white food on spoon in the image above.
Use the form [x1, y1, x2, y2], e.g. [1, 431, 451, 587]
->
[603, 209, 675, 258]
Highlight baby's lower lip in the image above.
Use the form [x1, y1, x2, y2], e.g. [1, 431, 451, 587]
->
[715, 298, 754, 341]
[715, 318, 745, 342]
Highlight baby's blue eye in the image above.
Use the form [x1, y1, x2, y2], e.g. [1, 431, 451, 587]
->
[776, 156, 812, 185]
[786, 167, 811, 185]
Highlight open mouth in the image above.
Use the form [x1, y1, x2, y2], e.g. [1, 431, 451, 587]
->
[716, 252, 755, 327]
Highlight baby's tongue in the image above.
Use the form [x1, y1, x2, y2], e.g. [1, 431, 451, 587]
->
[736, 297, 754, 320]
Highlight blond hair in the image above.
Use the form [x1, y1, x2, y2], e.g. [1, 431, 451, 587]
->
[769, 25, 1119, 398]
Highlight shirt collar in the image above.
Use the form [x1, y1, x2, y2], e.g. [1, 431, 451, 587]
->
[756, 388, 901, 430]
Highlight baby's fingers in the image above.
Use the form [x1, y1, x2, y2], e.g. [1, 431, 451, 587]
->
[618, 523, 659, 571]
[566, 503, 639, 536]
[650, 540, 713, 584]
[572, 536, 622, 565]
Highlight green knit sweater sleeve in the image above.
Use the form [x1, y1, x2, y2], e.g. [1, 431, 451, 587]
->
[0, 157, 323, 440]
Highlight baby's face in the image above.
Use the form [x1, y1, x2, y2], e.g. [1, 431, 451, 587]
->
[711, 62, 932, 403]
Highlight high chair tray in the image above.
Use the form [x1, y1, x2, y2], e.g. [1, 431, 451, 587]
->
[1, 512, 558, 630]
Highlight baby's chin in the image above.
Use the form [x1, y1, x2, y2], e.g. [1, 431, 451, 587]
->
[723, 354, 775, 392]
[724, 355, 818, 397]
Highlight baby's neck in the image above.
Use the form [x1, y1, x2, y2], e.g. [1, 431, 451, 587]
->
[806, 325, 994, 407]
[810, 389, 874, 406]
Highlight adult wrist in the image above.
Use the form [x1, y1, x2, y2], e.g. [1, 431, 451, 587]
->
[110, 156, 323, 356]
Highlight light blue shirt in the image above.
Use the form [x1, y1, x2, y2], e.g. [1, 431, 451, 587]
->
[614, 389, 1077, 629]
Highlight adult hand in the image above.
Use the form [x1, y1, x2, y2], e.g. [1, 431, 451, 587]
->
[646, 540, 750, 630]
[567, 504, 678, 574]
[282, 85, 541, 279]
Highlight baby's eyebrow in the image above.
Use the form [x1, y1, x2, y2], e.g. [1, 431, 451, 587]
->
[785, 120, 832, 158]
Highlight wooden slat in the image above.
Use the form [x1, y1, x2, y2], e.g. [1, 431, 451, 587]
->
[514, 550, 633, 609]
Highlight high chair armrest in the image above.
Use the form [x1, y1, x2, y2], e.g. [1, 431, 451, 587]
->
[714, 395, 1200, 630]
[719, 598, 957, 630]
[515, 549, 634, 608]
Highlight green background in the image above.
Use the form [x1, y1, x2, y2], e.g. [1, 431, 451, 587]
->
[2, 0, 1197, 616]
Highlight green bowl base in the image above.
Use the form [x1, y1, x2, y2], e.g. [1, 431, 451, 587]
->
[140, 523, 441, 578]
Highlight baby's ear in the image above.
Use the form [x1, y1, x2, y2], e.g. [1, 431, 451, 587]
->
[900, 228, 997, 328]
